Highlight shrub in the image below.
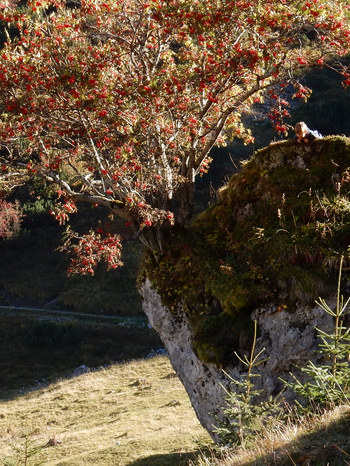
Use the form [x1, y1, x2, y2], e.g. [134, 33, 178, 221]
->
[283, 256, 350, 411]
[213, 321, 283, 448]
[0, 199, 23, 239]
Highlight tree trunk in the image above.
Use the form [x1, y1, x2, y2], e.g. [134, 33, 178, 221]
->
[177, 181, 195, 227]
[137, 226, 164, 255]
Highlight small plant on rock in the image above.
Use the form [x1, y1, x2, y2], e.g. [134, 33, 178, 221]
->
[213, 321, 283, 448]
[283, 256, 350, 412]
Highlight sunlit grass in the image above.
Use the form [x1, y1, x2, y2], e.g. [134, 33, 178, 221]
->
[0, 356, 212, 465]
[190, 404, 350, 465]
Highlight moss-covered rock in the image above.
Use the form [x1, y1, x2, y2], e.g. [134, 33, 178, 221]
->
[145, 136, 350, 364]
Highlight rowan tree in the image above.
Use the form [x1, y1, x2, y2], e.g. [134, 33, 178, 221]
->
[0, 0, 349, 273]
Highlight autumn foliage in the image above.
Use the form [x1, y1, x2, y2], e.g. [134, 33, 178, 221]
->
[0, 199, 23, 239]
[0, 0, 349, 273]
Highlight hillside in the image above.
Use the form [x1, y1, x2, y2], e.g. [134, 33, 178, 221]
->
[192, 403, 350, 465]
[1, 355, 350, 466]
[0, 310, 163, 393]
[0, 356, 212, 465]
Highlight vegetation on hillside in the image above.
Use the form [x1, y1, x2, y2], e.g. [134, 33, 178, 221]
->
[192, 403, 350, 465]
[146, 136, 350, 364]
[1, 355, 349, 466]
[0, 356, 212, 466]
[0, 179, 144, 315]
[0, 311, 161, 394]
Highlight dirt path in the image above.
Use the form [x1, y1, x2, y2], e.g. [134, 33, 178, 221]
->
[0, 304, 148, 327]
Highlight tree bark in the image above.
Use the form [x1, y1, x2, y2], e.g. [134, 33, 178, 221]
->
[177, 181, 195, 227]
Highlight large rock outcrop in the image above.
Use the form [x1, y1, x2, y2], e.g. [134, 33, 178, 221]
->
[140, 137, 350, 439]
[140, 278, 334, 439]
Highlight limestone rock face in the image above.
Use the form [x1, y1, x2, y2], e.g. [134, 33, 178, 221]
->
[140, 277, 230, 441]
[140, 277, 334, 440]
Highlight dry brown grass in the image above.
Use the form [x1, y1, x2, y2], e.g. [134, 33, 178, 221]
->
[0, 356, 212, 465]
[3, 355, 349, 466]
[191, 404, 350, 466]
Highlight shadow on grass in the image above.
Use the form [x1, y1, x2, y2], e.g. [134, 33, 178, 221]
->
[0, 313, 162, 401]
[129, 450, 201, 466]
[240, 409, 350, 466]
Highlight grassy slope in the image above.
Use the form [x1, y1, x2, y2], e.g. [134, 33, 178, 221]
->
[192, 405, 350, 465]
[0, 311, 163, 393]
[0, 356, 212, 466]
[1, 355, 350, 466]
[0, 223, 144, 316]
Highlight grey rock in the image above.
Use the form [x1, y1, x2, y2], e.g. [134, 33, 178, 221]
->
[73, 365, 90, 377]
[140, 277, 334, 441]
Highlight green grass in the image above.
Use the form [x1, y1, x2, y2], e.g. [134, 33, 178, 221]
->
[0, 312, 162, 395]
[0, 227, 144, 316]
[1, 355, 349, 466]
[0, 190, 145, 317]
[0, 356, 213, 466]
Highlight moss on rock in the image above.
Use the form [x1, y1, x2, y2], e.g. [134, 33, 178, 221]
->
[145, 136, 350, 364]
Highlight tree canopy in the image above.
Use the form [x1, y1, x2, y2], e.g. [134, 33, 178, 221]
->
[0, 0, 349, 273]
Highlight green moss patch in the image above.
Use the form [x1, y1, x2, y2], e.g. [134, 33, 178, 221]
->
[145, 136, 350, 365]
